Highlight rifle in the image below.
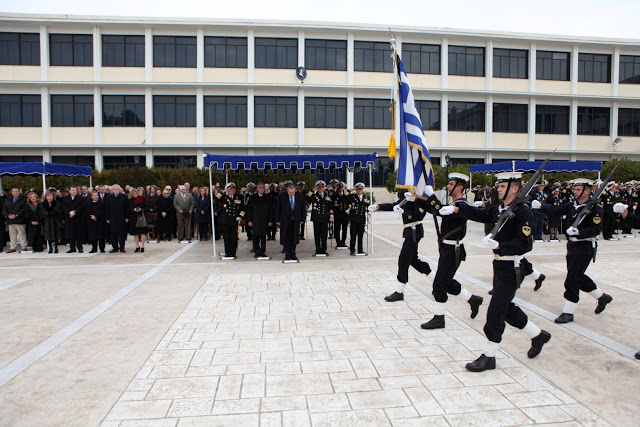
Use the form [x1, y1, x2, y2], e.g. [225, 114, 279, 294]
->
[489, 150, 555, 237]
[570, 165, 618, 229]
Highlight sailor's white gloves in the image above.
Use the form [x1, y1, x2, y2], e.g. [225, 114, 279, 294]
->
[613, 203, 628, 214]
[439, 206, 455, 216]
[404, 192, 415, 202]
[236, 217, 242, 222]
[424, 186, 434, 197]
[393, 205, 404, 214]
[482, 233, 499, 249]
[531, 200, 542, 209]
[566, 226, 579, 236]
[473, 201, 484, 208]
[368, 204, 377, 212]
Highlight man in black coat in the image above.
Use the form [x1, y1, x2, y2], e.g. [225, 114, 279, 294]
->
[2, 187, 27, 253]
[247, 182, 274, 258]
[105, 185, 129, 253]
[0, 190, 6, 252]
[86, 190, 106, 253]
[276, 184, 306, 261]
[61, 186, 86, 253]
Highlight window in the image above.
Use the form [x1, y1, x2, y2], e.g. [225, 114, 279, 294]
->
[0, 95, 41, 127]
[354, 98, 392, 129]
[354, 41, 393, 72]
[304, 98, 346, 128]
[577, 106, 610, 135]
[620, 55, 640, 84]
[493, 48, 527, 79]
[305, 39, 347, 71]
[102, 35, 144, 67]
[153, 36, 196, 68]
[254, 97, 297, 127]
[52, 156, 95, 168]
[153, 96, 196, 127]
[414, 100, 440, 130]
[0, 155, 42, 162]
[0, 32, 40, 65]
[154, 156, 196, 168]
[103, 156, 146, 169]
[204, 37, 247, 68]
[255, 38, 297, 69]
[578, 53, 611, 83]
[535, 105, 570, 134]
[402, 43, 440, 75]
[102, 95, 145, 127]
[49, 34, 93, 66]
[448, 102, 485, 131]
[619, 108, 640, 136]
[536, 51, 570, 81]
[493, 103, 528, 133]
[51, 95, 94, 127]
[204, 96, 247, 127]
[354, 157, 394, 186]
[448, 46, 484, 77]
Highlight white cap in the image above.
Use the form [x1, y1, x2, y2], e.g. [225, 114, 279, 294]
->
[573, 178, 594, 186]
[448, 172, 469, 182]
[225, 182, 236, 189]
[315, 180, 326, 187]
[354, 182, 365, 189]
[496, 172, 523, 182]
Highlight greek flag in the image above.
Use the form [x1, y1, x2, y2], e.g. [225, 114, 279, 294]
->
[395, 54, 434, 198]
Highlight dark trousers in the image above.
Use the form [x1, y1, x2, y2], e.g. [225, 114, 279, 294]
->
[532, 211, 544, 240]
[350, 222, 365, 253]
[111, 232, 126, 250]
[603, 212, 615, 238]
[252, 233, 267, 256]
[564, 249, 597, 303]
[313, 221, 328, 253]
[282, 221, 297, 258]
[299, 220, 306, 239]
[246, 225, 252, 240]
[268, 223, 277, 240]
[69, 240, 83, 252]
[90, 239, 106, 252]
[485, 260, 529, 343]
[27, 224, 43, 252]
[432, 244, 465, 302]
[334, 216, 349, 246]
[397, 235, 431, 283]
[222, 224, 238, 257]
[198, 222, 209, 240]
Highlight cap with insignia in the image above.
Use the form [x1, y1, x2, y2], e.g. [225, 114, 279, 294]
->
[268, 183, 276, 189]
[495, 172, 523, 183]
[354, 182, 365, 189]
[297, 181, 305, 186]
[246, 182, 256, 188]
[283, 180, 293, 186]
[448, 172, 469, 183]
[315, 180, 326, 187]
[573, 178, 594, 187]
[225, 182, 236, 189]
[330, 179, 339, 185]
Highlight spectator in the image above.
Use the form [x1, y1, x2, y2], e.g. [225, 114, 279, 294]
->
[194, 187, 211, 241]
[25, 191, 43, 252]
[174, 185, 194, 242]
[61, 186, 86, 253]
[106, 184, 129, 253]
[3, 187, 28, 253]
[0, 188, 6, 252]
[87, 190, 106, 253]
[247, 182, 273, 258]
[128, 188, 149, 253]
[41, 190, 60, 253]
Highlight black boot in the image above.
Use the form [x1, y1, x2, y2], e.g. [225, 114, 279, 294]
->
[465, 354, 496, 372]
[595, 293, 613, 314]
[534, 273, 546, 291]
[468, 295, 483, 319]
[384, 292, 404, 302]
[421, 315, 445, 329]
[527, 330, 551, 359]
[554, 312, 574, 324]
[54, 243, 58, 253]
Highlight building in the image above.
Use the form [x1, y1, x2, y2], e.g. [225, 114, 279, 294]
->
[1, 13, 639, 185]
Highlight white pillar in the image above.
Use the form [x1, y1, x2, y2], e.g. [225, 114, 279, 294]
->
[196, 148, 204, 168]
[441, 38, 448, 88]
[95, 148, 103, 172]
[197, 28, 204, 83]
[571, 46, 579, 95]
[247, 30, 255, 83]
[40, 25, 48, 81]
[486, 40, 493, 90]
[145, 88, 153, 145]
[529, 43, 536, 92]
[146, 148, 153, 168]
[93, 26, 101, 81]
[570, 99, 578, 152]
[612, 48, 620, 97]
[347, 33, 354, 86]
[196, 88, 204, 145]
[611, 101, 618, 140]
[145, 27, 153, 81]
[298, 31, 305, 67]
[94, 87, 101, 145]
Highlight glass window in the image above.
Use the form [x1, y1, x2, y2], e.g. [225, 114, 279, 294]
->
[153, 95, 196, 127]
[255, 38, 297, 69]
[402, 43, 440, 75]
[254, 96, 297, 127]
[448, 46, 484, 77]
[578, 53, 611, 83]
[493, 103, 528, 133]
[354, 98, 392, 129]
[493, 48, 528, 79]
[620, 55, 640, 84]
[204, 96, 247, 127]
[103, 155, 146, 169]
[353, 156, 394, 186]
[535, 105, 570, 134]
[204, 37, 247, 68]
[153, 36, 196, 68]
[414, 100, 440, 131]
[618, 108, 640, 136]
[102, 35, 144, 67]
[51, 95, 93, 126]
[154, 156, 196, 168]
[536, 51, 570, 81]
[448, 102, 485, 131]
[0, 155, 42, 162]
[354, 41, 393, 72]
[577, 106, 610, 135]
[304, 97, 346, 128]
[50, 34, 93, 66]
[305, 39, 347, 71]
[0, 95, 41, 127]
[0, 32, 40, 65]
[102, 95, 145, 127]
[51, 155, 95, 168]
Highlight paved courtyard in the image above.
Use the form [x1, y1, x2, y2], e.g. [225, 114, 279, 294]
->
[1, 212, 639, 426]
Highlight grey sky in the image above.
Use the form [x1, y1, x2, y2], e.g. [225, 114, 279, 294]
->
[2, 0, 639, 39]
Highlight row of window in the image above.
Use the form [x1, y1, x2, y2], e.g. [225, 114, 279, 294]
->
[1, 32, 639, 83]
[2, 94, 638, 136]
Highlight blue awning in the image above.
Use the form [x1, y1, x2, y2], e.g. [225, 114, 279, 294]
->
[470, 161, 601, 173]
[205, 153, 377, 172]
[0, 162, 92, 177]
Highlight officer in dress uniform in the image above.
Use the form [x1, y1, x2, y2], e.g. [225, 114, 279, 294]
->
[243, 182, 256, 241]
[369, 192, 434, 302]
[443, 172, 551, 372]
[306, 180, 332, 255]
[347, 182, 368, 255]
[333, 182, 350, 248]
[215, 182, 246, 258]
[297, 181, 308, 240]
[534, 178, 613, 324]
[420, 173, 484, 329]
[600, 182, 618, 240]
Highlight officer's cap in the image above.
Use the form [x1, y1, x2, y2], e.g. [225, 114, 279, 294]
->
[448, 173, 469, 183]
[574, 178, 594, 187]
[246, 182, 256, 188]
[283, 180, 293, 186]
[297, 181, 305, 186]
[268, 183, 277, 189]
[495, 172, 523, 183]
[225, 182, 236, 189]
[315, 180, 326, 187]
[354, 182, 365, 189]
[330, 179, 339, 185]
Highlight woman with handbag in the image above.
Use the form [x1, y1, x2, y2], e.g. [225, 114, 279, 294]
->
[128, 188, 149, 253]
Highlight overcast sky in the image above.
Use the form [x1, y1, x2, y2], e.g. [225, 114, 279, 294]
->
[2, 0, 639, 39]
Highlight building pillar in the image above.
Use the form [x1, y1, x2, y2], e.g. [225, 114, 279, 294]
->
[197, 28, 204, 83]
[529, 42, 536, 92]
[41, 87, 50, 146]
[94, 148, 103, 172]
[247, 30, 255, 83]
[40, 25, 48, 81]
[196, 148, 204, 169]
[486, 95, 493, 150]
[441, 38, 448, 88]
[570, 99, 578, 152]
[612, 48, 620, 97]
[93, 26, 101, 82]
[486, 40, 493, 90]
[145, 27, 153, 81]
[528, 97, 536, 150]
[347, 33, 354, 86]
[347, 90, 354, 146]
[146, 148, 153, 168]
[571, 46, 579, 95]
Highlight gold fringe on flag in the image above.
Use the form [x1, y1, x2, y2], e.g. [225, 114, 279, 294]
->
[388, 134, 396, 159]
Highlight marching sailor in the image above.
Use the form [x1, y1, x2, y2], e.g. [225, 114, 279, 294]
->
[348, 182, 368, 255]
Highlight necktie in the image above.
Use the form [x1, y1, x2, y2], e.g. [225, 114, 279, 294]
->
[290, 196, 294, 211]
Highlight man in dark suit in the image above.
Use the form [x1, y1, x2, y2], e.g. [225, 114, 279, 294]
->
[247, 182, 274, 258]
[105, 184, 129, 252]
[276, 184, 306, 261]
[61, 186, 86, 253]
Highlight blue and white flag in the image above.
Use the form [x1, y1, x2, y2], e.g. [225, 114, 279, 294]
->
[395, 54, 434, 198]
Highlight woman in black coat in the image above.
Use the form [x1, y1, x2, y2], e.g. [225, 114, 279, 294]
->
[41, 191, 60, 253]
[128, 189, 149, 252]
[86, 191, 106, 253]
[25, 191, 44, 252]
[194, 187, 211, 241]
[547, 189, 563, 242]
[155, 190, 174, 241]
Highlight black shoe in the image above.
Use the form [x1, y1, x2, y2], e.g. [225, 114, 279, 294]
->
[254, 253, 259, 258]
[488, 289, 494, 295]
[188, 239, 192, 243]
[466, 354, 496, 372]
[167, 238, 172, 242]
[89, 249, 97, 253]
[100, 250, 105, 253]
[48, 248, 53, 254]
[291, 255, 298, 261]
[134, 247, 140, 253]
[534, 274, 546, 291]
[554, 312, 574, 324]
[527, 330, 551, 359]
[421, 315, 445, 329]
[285, 255, 291, 261]
[66, 249, 76, 253]
[109, 249, 119, 253]
[120, 249, 126, 253]
[595, 293, 612, 314]
[78, 248, 83, 253]
[54, 247, 58, 253]
[281, 248, 285, 253]
[635, 351, 640, 360]
[468, 295, 483, 319]
[300, 237, 305, 240]
[140, 248, 144, 253]
[384, 292, 404, 302]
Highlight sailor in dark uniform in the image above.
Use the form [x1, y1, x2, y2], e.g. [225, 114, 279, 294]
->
[534, 178, 612, 324]
[215, 182, 246, 258]
[347, 182, 368, 255]
[333, 182, 350, 248]
[442, 172, 551, 372]
[306, 180, 332, 255]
